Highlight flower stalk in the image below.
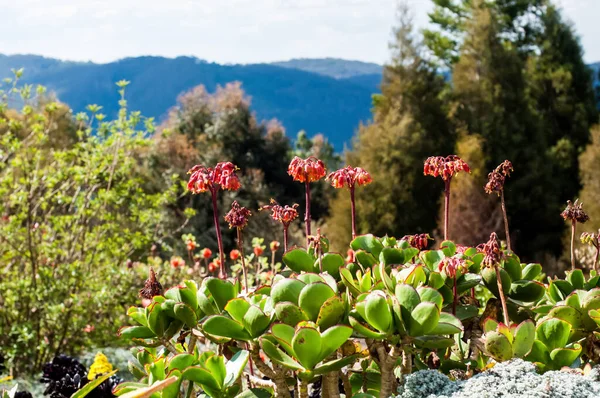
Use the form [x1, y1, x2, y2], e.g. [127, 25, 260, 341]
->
[225, 201, 252, 292]
[561, 199, 590, 270]
[485, 160, 514, 251]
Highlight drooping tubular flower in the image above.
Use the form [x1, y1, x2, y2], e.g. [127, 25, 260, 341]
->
[581, 230, 600, 271]
[288, 156, 326, 246]
[562, 199, 590, 271]
[480, 232, 509, 324]
[288, 156, 327, 183]
[402, 233, 433, 251]
[261, 199, 299, 251]
[485, 160, 514, 251]
[327, 166, 372, 239]
[423, 155, 470, 181]
[224, 201, 252, 229]
[225, 201, 252, 292]
[424, 155, 470, 241]
[187, 161, 241, 279]
[188, 162, 241, 193]
[438, 257, 467, 279]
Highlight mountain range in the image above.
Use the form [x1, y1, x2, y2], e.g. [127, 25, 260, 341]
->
[1, 54, 598, 150]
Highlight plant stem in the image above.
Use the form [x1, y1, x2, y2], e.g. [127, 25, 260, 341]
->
[595, 244, 600, 272]
[298, 379, 309, 398]
[187, 334, 197, 354]
[444, 178, 451, 241]
[237, 229, 248, 293]
[283, 225, 289, 252]
[571, 220, 577, 271]
[245, 342, 254, 376]
[500, 190, 511, 251]
[350, 185, 357, 239]
[495, 265, 510, 325]
[305, 180, 311, 247]
[452, 275, 457, 315]
[211, 189, 226, 279]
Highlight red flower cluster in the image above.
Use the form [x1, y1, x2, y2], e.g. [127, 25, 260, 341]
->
[480, 232, 503, 267]
[261, 199, 299, 226]
[326, 166, 372, 189]
[561, 199, 590, 224]
[287, 156, 326, 183]
[187, 162, 241, 193]
[438, 257, 467, 279]
[423, 155, 470, 181]
[254, 246, 264, 257]
[224, 201, 252, 229]
[208, 258, 221, 273]
[186, 240, 196, 252]
[170, 256, 185, 268]
[402, 233, 432, 251]
[485, 160, 513, 195]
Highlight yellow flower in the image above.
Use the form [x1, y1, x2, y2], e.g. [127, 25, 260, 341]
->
[88, 352, 113, 381]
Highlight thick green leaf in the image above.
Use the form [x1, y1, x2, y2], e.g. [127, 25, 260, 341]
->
[395, 284, 420, 312]
[117, 377, 178, 398]
[168, 353, 196, 371]
[455, 304, 478, 321]
[260, 338, 303, 371]
[408, 302, 439, 336]
[547, 280, 574, 303]
[522, 263, 542, 281]
[316, 296, 345, 329]
[127, 307, 149, 327]
[399, 265, 427, 287]
[204, 355, 226, 389]
[428, 272, 445, 290]
[549, 344, 582, 369]
[319, 253, 345, 278]
[71, 370, 117, 398]
[292, 326, 323, 369]
[549, 305, 584, 330]
[146, 302, 167, 337]
[319, 325, 353, 359]
[118, 326, 156, 339]
[481, 267, 511, 298]
[340, 267, 361, 297]
[349, 316, 389, 339]
[440, 241, 456, 257]
[430, 312, 462, 335]
[456, 274, 481, 294]
[174, 303, 197, 328]
[512, 320, 535, 358]
[417, 287, 443, 309]
[350, 235, 384, 258]
[298, 282, 335, 321]
[182, 366, 220, 390]
[243, 306, 271, 338]
[355, 251, 378, 268]
[224, 350, 249, 389]
[272, 323, 295, 345]
[364, 291, 393, 333]
[379, 248, 406, 266]
[412, 336, 455, 349]
[525, 340, 551, 365]
[508, 280, 546, 302]
[567, 270, 585, 290]
[536, 318, 571, 351]
[502, 255, 522, 281]
[283, 248, 317, 273]
[275, 302, 308, 326]
[225, 298, 251, 323]
[206, 278, 237, 312]
[420, 250, 444, 271]
[485, 331, 513, 362]
[235, 389, 272, 398]
[202, 315, 251, 341]
[313, 354, 360, 375]
[271, 278, 306, 305]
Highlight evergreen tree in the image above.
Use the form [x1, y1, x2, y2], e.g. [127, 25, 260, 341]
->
[326, 3, 454, 250]
[579, 126, 600, 234]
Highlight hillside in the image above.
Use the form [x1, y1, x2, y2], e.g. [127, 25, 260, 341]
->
[0, 55, 381, 150]
[271, 58, 383, 79]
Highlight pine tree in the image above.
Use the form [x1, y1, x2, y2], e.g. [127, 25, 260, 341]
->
[326, 3, 454, 250]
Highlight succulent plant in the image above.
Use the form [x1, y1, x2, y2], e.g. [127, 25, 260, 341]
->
[483, 319, 535, 362]
[525, 317, 583, 371]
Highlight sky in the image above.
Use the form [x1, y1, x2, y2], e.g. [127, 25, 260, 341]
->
[0, 0, 598, 65]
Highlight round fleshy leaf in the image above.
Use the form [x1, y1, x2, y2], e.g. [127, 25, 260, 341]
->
[547, 280, 575, 303]
[271, 278, 306, 305]
[456, 274, 482, 294]
[508, 280, 546, 302]
[283, 248, 317, 273]
[512, 320, 535, 358]
[202, 315, 251, 341]
[319, 325, 353, 359]
[536, 318, 571, 351]
[224, 350, 249, 389]
[205, 278, 237, 312]
[408, 302, 439, 336]
[430, 312, 462, 335]
[292, 326, 323, 370]
[413, 336, 455, 349]
[118, 326, 156, 339]
[355, 251, 378, 268]
[350, 235, 384, 258]
[174, 303, 198, 328]
[395, 284, 420, 312]
[364, 291, 393, 333]
[522, 263, 542, 281]
[319, 253, 345, 278]
[549, 344, 582, 369]
[549, 305, 584, 330]
[455, 304, 478, 321]
[502, 254, 522, 281]
[379, 248, 405, 267]
[182, 366, 220, 390]
[296, 273, 325, 284]
[481, 267, 511, 298]
[417, 287, 443, 309]
[225, 298, 251, 323]
[349, 316, 388, 339]
[420, 250, 444, 271]
[399, 265, 427, 287]
[485, 331, 513, 362]
[298, 282, 335, 321]
[243, 305, 271, 338]
[316, 296, 345, 330]
[567, 270, 585, 290]
[275, 302, 308, 326]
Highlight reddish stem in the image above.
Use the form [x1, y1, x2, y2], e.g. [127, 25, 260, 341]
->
[595, 244, 600, 272]
[500, 190, 511, 252]
[283, 225, 289, 253]
[444, 178, 451, 241]
[350, 186, 357, 239]
[571, 220, 577, 271]
[237, 228, 248, 293]
[495, 265, 510, 325]
[211, 189, 226, 279]
[305, 181, 311, 247]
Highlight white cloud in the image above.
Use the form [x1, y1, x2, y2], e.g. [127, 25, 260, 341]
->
[0, 0, 597, 64]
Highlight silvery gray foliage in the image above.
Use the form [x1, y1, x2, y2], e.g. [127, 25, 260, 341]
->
[394, 359, 600, 398]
